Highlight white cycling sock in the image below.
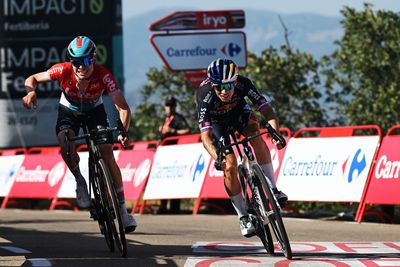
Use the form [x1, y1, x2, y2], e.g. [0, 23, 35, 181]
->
[230, 193, 248, 218]
[260, 163, 277, 188]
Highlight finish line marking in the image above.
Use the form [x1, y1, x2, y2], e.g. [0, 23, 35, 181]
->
[191, 241, 400, 254]
[185, 242, 400, 267]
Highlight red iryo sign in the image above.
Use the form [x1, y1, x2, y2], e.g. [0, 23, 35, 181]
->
[149, 10, 245, 31]
[184, 71, 207, 87]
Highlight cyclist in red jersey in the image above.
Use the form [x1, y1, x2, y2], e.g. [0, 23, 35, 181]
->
[22, 36, 136, 233]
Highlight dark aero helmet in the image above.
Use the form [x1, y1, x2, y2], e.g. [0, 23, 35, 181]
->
[67, 36, 96, 59]
[207, 58, 238, 84]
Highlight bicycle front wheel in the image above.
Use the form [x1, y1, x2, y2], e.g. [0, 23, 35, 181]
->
[91, 169, 114, 252]
[252, 164, 292, 259]
[240, 165, 274, 254]
[252, 178, 274, 255]
[98, 159, 127, 257]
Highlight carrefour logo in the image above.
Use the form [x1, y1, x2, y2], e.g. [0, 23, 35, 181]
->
[221, 43, 241, 57]
[282, 155, 338, 177]
[192, 154, 205, 182]
[342, 148, 367, 183]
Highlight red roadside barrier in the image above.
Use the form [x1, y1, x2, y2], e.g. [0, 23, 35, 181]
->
[119, 141, 158, 214]
[356, 125, 400, 223]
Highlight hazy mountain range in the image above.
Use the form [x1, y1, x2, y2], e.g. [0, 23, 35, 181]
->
[123, 9, 342, 109]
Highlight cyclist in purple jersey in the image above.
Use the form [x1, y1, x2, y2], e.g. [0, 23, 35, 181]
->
[196, 58, 287, 237]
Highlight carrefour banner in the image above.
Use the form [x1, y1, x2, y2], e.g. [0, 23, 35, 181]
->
[6, 154, 67, 199]
[0, 155, 25, 197]
[143, 143, 211, 200]
[117, 149, 154, 201]
[363, 135, 400, 204]
[277, 136, 380, 202]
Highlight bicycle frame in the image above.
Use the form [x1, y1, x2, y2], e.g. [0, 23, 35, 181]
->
[216, 124, 292, 259]
[64, 120, 128, 257]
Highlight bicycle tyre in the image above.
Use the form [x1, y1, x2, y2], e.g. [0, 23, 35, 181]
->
[91, 164, 114, 252]
[252, 164, 292, 259]
[239, 165, 274, 254]
[98, 159, 128, 257]
[252, 178, 274, 254]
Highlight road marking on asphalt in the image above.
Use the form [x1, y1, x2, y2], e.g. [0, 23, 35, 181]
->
[186, 242, 400, 266]
[27, 258, 52, 267]
[0, 256, 26, 267]
[192, 241, 400, 254]
[0, 238, 11, 243]
[0, 246, 31, 254]
[185, 257, 400, 266]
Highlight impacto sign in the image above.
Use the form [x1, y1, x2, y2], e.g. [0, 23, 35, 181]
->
[150, 32, 247, 71]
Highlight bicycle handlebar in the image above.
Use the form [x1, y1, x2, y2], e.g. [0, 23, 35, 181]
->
[215, 123, 286, 170]
[66, 119, 127, 143]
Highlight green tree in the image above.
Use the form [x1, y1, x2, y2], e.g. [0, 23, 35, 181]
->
[129, 67, 198, 141]
[242, 47, 328, 132]
[323, 3, 400, 133]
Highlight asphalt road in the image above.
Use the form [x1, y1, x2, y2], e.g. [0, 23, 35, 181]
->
[0, 209, 399, 266]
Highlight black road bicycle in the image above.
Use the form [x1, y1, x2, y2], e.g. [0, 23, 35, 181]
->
[65, 119, 128, 257]
[216, 123, 292, 259]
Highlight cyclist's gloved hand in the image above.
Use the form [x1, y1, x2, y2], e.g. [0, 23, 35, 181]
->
[214, 159, 223, 171]
[271, 136, 285, 150]
[118, 134, 129, 148]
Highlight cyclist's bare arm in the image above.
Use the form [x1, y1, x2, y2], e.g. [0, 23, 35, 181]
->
[23, 71, 51, 109]
[259, 105, 283, 149]
[109, 91, 131, 146]
[201, 129, 218, 160]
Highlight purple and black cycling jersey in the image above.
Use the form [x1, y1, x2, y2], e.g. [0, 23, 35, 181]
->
[196, 75, 270, 132]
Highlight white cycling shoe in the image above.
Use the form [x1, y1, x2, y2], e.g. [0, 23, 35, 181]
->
[239, 214, 256, 238]
[76, 184, 91, 209]
[121, 211, 137, 233]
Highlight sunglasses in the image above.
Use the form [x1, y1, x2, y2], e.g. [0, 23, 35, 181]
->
[71, 57, 94, 68]
[213, 82, 235, 92]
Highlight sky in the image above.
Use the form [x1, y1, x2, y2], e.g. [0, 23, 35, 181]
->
[122, 0, 400, 19]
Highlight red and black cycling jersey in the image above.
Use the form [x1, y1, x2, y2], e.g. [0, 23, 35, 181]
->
[196, 75, 269, 132]
[48, 62, 119, 112]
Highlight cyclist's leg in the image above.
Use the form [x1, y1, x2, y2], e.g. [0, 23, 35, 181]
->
[212, 119, 255, 236]
[56, 105, 81, 170]
[56, 105, 90, 208]
[240, 110, 287, 206]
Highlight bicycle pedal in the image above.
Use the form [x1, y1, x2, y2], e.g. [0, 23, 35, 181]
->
[244, 232, 257, 238]
[89, 209, 98, 221]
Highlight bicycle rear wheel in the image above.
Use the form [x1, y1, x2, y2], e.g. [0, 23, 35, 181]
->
[98, 159, 127, 257]
[252, 164, 292, 259]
